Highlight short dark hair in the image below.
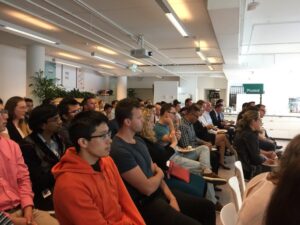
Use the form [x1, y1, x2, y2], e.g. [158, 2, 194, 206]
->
[104, 103, 112, 111]
[196, 100, 205, 107]
[215, 103, 223, 109]
[111, 100, 118, 106]
[255, 104, 265, 110]
[216, 99, 224, 104]
[115, 98, 140, 127]
[186, 103, 201, 114]
[185, 98, 192, 105]
[57, 97, 79, 121]
[24, 97, 33, 103]
[0, 98, 3, 105]
[81, 96, 95, 106]
[69, 111, 108, 153]
[160, 103, 173, 116]
[28, 104, 58, 133]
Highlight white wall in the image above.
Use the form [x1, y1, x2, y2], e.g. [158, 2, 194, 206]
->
[128, 77, 179, 89]
[197, 76, 228, 102]
[179, 77, 198, 103]
[0, 44, 106, 102]
[154, 81, 178, 104]
[0, 45, 26, 102]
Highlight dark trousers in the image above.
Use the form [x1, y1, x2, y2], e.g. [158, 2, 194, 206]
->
[259, 139, 276, 151]
[137, 189, 216, 225]
[210, 151, 219, 174]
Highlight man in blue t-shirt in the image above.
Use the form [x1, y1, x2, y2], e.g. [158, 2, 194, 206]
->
[110, 98, 216, 225]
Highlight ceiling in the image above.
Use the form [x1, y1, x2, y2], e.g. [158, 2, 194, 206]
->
[0, 0, 228, 78]
[2, 0, 298, 80]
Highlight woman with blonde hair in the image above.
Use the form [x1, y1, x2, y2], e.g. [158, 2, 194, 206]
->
[5, 96, 31, 143]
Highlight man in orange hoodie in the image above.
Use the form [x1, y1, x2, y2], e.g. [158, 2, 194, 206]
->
[52, 111, 145, 225]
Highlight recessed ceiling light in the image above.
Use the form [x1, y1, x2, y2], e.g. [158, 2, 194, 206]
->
[99, 64, 114, 69]
[208, 65, 214, 70]
[207, 57, 218, 63]
[4, 26, 57, 44]
[96, 46, 118, 55]
[129, 60, 144, 65]
[58, 52, 81, 60]
[5, 10, 57, 31]
[167, 0, 192, 21]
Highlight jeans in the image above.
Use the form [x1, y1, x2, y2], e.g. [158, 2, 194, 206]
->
[169, 145, 218, 204]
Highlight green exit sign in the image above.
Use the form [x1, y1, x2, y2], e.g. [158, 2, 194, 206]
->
[243, 84, 264, 94]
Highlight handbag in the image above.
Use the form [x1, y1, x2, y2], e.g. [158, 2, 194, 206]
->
[167, 160, 190, 183]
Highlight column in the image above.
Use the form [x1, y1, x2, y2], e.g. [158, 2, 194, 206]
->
[116, 76, 127, 100]
[26, 45, 45, 98]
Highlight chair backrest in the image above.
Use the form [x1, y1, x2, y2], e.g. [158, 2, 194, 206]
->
[228, 176, 243, 211]
[234, 161, 246, 198]
[220, 202, 237, 225]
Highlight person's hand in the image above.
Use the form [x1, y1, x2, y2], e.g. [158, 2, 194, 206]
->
[153, 163, 164, 178]
[264, 151, 277, 159]
[11, 217, 27, 225]
[206, 124, 214, 130]
[203, 142, 212, 150]
[264, 158, 275, 165]
[169, 197, 180, 212]
[175, 130, 181, 140]
[23, 206, 36, 225]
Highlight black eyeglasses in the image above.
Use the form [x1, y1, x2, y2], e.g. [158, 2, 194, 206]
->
[0, 109, 8, 115]
[90, 131, 112, 140]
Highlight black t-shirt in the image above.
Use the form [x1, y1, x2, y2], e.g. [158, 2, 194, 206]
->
[110, 135, 154, 202]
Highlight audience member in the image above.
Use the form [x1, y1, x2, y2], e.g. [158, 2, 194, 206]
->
[52, 110, 145, 225]
[173, 99, 182, 120]
[0, 107, 58, 225]
[110, 99, 118, 119]
[234, 110, 276, 179]
[154, 102, 161, 122]
[237, 134, 300, 225]
[21, 104, 64, 210]
[193, 101, 236, 170]
[0, 100, 10, 139]
[185, 98, 192, 107]
[5, 96, 31, 144]
[110, 98, 216, 225]
[57, 97, 81, 148]
[103, 103, 113, 120]
[265, 161, 300, 225]
[82, 96, 97, 111]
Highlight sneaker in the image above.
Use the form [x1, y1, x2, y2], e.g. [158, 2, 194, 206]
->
[215, 201, 223, 212]
[203, 172, 227, 185]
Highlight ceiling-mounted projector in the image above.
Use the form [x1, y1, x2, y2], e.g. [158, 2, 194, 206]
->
[247, 0, 259, 11]
[130, 48, 152, 58]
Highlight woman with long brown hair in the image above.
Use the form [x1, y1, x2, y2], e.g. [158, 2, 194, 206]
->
[234, 110, 275, 179]
[5, 96, 31, 143]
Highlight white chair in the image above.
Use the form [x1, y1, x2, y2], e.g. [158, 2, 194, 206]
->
[220, 202, 237, 225]
[234, 161, 246, 198]
[228, 176, 243, 211]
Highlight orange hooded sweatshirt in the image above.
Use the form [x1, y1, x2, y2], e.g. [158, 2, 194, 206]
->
[52, 148, 145, 225]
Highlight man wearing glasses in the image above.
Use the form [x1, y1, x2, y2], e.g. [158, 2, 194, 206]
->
[52, 111, 145, 225]
[21, 104, 64, 211]
[58, 97, 81, 148]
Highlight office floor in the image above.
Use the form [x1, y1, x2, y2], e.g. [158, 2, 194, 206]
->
[215, 139, 289, 225]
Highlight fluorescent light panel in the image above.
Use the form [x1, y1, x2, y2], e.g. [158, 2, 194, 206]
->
[208, 65, 214, 71]
[58, 52, 81, 60]
[196, 49, 206, 61]
[4, 26, 56, 44]
[96, 46, 117, 55]
[91, 52, 116, 64]
[165, 13, 188, 37]
[5, 10, 57, 31]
